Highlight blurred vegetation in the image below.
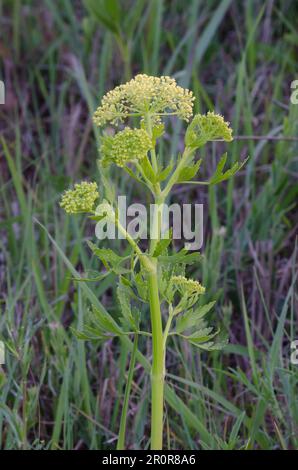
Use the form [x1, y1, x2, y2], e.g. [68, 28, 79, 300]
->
[0, 0, 297, 450]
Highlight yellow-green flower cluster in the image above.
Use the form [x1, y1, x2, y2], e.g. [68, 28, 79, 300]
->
[185, 111, 233, 148]
[171, 275, 205, 295]
[100, 127, 153, 167]
[93, 74, 195, 127]
[60, 182, 99, 214]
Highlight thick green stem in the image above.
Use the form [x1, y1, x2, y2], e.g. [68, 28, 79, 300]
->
[149, 195, 164, 255]
[143, 113, 165, 449]
[148, 259, 164, 450]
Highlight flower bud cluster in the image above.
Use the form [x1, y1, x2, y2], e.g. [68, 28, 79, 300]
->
[60, 182, 99, 214]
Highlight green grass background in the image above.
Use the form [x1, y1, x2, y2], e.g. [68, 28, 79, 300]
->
[0, 0, 297, 449]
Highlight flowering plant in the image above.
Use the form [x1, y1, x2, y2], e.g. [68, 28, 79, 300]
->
[60, 74, 245, 450]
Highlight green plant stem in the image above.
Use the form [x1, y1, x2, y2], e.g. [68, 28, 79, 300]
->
[144, 113, 166, 449]
[115, 202, 165, 449]
[147, 259, 164, 450]
[149, 195, 164, 255]
[163, 304, 174, 353]
[115, 215, 143, 257]
[162, 147, 195, 199]
[117, 334, 138, 450]
[145, 114, 158, 172]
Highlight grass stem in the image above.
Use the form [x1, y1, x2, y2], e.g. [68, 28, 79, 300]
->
[117, 334, 138, 450]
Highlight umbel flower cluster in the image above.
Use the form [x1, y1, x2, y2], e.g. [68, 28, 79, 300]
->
[93, 74, 195, 127]
[185, 111, 233, 148]
[100, 127, 153, 167]
[60, 181, 99, 214]
[171, 275, 206, 295]
[92, 74, 232, 168]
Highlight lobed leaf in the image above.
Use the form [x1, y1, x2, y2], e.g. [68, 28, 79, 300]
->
[91, 305, 123, 335]
[87, 241, 130, 275]
[209, 154, 249, 185]
[175, 301, 216, 333]
[117, 281, 138, 330]
[156, 163, 173, 182]
[177, 159, 202, 182]
[153, 230, 173, 257]
[186, 327, 219, 343]
[134, 271, 148, 301]
[140, 155, 156, 183]
[159, 248, 202, 266]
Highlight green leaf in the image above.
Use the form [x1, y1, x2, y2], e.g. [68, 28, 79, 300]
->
[174, 292, 203, 314]
[84, 0, 121, 35]
[186, 327, 219, 343]
[124, 165, 143, 183]
[209, 155, 249, 185]
[175, 301, 216, 333]
[91, 305, 123, 335]
[103, 0, 121, 23]
[71, 326, 112, 342]
[134, 271, 148, 301]
[140, 155, 156, 183]
[159, 249, 202, 266]
[117, 282, 137, 330]
[87, 241, 130, 275]
[193, 339, 228, 351]
[177, 159, 202, 182]
[212, 152, 227, 178]
[156, 163, 173, 182]
[153, 230, 172, 257]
